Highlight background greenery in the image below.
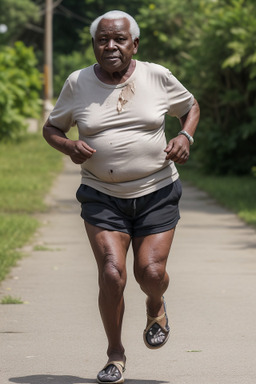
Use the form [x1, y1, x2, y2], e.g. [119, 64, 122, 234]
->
[0, 134, 63, 282]
[0, 0, 255, 281]
[0, 42, 42, 140]
[177, 163, 256, 228]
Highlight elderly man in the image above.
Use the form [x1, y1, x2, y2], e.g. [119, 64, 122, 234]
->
[43, 10, 200, 384]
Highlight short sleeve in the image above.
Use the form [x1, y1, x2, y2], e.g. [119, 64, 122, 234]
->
[165, 71, 194, 118]
[48, 77, 75, 132]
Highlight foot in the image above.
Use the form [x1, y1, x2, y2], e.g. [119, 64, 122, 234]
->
[143, 296, 170, 349]
[97, 357, 126, 384]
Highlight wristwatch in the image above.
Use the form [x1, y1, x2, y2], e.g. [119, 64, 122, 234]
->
[178, 130, 194, 145]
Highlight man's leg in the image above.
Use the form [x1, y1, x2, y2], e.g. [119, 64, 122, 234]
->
[132, 229, 175, 329]
[84, 222, 131, 362]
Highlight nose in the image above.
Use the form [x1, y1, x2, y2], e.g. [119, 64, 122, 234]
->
[106, 39, 117, 50]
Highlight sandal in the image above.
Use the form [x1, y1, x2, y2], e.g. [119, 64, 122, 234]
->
[97, 359, 126, 384]
[143, 297, 170, 349]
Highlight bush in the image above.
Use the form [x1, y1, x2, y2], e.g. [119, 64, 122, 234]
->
[0, 41, 42, 140]
[53, 50, 95, 96]
[187, 0, 256, 175]
[137, 0, 256, 175]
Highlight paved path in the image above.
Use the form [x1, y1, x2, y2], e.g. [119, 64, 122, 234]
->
[1, 159, 256, 384]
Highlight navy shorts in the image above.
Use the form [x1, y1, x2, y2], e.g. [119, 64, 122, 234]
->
[76, 179, 182, 238]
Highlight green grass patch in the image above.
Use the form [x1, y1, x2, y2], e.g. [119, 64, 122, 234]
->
[1, 295, 23, 304]
[0, 214, 39, 281]
[178, 164, 256, 228]
[0, 133, 63, 213]
[0, 132, 63, 282]
[33, 245, 61, 251]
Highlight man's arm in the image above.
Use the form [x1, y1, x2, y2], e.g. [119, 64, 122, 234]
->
[43, 119, 96, 164]
[164, 98, 200, 164]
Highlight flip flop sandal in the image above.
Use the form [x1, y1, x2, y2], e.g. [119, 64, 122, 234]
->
[97, 360, 126, 384]
[143, 297, 170, 349]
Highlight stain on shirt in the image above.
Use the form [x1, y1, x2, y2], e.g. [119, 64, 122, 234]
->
[117, 82, 135, 113]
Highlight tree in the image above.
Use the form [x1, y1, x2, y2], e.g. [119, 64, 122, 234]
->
[0, 0, 41, 46]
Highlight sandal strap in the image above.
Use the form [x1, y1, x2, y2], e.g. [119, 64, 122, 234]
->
[146, 296, 166, 322]
[144, 316, 169, 334]
[145, 296, 169, 333]
[103, 360, 126, 372]
[146, 311, 166, 323]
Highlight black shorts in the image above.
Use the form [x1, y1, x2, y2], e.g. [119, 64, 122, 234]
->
[76, 179, 182, 237]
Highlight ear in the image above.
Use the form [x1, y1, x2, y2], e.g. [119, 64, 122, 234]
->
[133, 38, 139, 55]
[92, 38, 95, 48]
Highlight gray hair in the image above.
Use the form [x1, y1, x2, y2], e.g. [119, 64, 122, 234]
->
[90, 10, 140, 41]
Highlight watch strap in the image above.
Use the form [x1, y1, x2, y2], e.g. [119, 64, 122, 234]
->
[178, 130, 194, 145]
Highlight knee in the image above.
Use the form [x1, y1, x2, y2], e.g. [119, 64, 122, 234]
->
[99, 260, 126, 297]
[135, 261, 167, 289]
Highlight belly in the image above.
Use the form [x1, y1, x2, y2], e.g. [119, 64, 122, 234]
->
[81, 128, 169, 183]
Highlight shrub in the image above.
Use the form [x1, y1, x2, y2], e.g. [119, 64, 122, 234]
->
[0, 41, 42, 140]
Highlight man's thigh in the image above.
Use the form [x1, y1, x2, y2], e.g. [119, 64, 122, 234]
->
[132, 229, 176, 271]
[84, 221, 131, 273]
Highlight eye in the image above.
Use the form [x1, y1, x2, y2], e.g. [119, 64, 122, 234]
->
[116, 37, 126, 43]
[99, 37, 108, 44]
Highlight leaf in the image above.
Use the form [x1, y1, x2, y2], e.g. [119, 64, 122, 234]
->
[245, 53, 256, 66]
[222, 53, 241, 68]
[230, 27, 247, 37]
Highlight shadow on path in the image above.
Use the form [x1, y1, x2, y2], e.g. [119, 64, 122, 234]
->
[9, 374, 169, 384]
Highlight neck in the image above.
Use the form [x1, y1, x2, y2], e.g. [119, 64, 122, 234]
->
[95, 60, 136, 84]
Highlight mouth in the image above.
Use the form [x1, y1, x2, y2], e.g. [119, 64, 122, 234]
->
[104, 56, 120, 60]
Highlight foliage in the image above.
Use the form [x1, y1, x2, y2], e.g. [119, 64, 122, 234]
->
[136, 0, 256, 175]
[0, 42, 42, 140]
[53, 50, 95, 95]
[0, 0, 41, 45]
[186, 0, 256, 175]
[135, 0, 200, 78]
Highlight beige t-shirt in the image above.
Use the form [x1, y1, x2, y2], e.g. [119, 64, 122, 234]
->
[49, 60, 194, 198]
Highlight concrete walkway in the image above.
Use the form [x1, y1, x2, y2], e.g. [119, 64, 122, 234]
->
[1, 159, 256, 384]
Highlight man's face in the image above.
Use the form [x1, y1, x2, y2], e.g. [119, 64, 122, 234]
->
[93, 18, 139, 74]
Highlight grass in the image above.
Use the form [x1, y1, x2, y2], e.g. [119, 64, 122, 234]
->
[178, 164, 256, 228]
[0, 134, 63, 213]
[1, 295, 23, 304]
[0, 132, 63, 282]
[33, 245, 61, 251]
[0, 214, 39, 281]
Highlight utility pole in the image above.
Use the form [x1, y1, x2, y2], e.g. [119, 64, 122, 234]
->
[43, 0, 53, 121]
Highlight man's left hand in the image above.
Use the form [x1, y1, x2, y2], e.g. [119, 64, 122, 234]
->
[164, 135, 190, 164]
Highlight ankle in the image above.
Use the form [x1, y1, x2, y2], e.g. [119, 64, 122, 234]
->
[146, 296, 164, 317]
[107, 347, 125, 362]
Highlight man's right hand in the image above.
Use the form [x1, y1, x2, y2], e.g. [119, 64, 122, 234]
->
[43, 120, 96, 164]
[64, 139, 96, 164]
